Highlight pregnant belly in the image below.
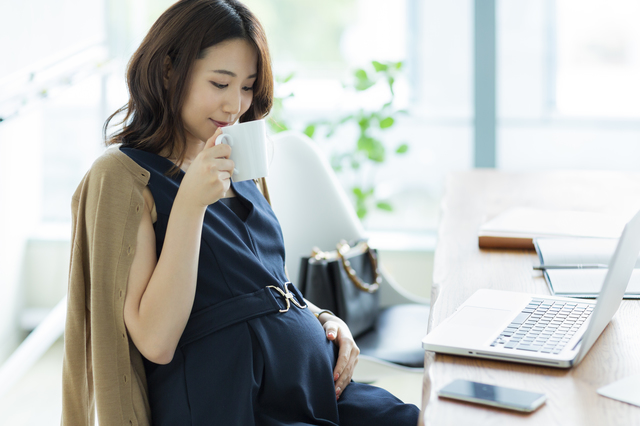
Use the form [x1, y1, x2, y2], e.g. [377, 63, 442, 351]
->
[156, 306, 340, 424]
[249, 306, 340, 420]
[250, 306, 337, 376]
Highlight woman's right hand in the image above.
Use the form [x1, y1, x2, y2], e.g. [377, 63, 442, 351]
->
[179, 129, 235, 207]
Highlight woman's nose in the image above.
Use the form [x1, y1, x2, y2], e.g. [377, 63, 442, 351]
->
[222, 90, 242, 115]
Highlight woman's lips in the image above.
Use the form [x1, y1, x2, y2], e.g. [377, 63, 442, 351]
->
[211, 119, 230, 127]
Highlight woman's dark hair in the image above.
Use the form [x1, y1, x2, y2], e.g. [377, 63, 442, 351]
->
[104, 0, 273, 168]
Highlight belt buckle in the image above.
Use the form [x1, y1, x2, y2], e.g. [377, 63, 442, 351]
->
[267, 283, 307, 313]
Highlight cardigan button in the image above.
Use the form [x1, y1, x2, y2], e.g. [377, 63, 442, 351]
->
[123, 374, 128, 383]
[127, 246, 133, 255]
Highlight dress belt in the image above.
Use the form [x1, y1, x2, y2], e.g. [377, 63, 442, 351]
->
[178, 283, 307, 348]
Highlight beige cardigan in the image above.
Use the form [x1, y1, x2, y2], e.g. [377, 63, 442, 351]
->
[61, 147, 270, 425]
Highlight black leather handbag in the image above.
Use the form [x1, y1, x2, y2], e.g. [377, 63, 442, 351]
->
[298, 240, 381, 338]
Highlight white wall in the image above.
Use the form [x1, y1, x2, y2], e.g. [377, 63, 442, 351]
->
[0, 73, 107, 362]
[0, 111, 45, 361]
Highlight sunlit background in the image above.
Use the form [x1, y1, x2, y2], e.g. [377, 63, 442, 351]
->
[2, 0, 640, 422]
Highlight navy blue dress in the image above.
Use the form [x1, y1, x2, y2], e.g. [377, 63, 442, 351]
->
[120, 147, 419, 426]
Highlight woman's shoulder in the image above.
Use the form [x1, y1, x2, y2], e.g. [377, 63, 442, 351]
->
[73, 147, 150, 205]
[90, 146, 150, 181]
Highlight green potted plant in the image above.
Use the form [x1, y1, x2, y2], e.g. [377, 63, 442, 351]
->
[304, 60, 409, 219]
[269, 60, 409, 220]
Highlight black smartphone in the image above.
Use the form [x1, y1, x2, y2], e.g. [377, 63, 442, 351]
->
[437, 379, 547, 413]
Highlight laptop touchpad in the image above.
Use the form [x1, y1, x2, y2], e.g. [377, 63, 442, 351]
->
[448, 306, 512, 329]
[424, 305, 514, 347]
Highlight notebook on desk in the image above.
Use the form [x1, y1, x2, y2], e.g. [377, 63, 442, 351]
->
[534, 237, 640, 299]
[477, 208, 628, 250]
[423, 208, 640, 368]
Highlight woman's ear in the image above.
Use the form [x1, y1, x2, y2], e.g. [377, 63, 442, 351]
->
[163, 56, 173, 89]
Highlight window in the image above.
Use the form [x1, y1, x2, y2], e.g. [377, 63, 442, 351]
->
[0, 0, 108, 228]
[243, 0, 451, 236]
[497, 0, 640, 172]
[1, 0, 464, 238]
[556, 0, 640, 117]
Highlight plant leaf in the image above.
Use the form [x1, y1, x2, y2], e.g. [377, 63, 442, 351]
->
[358, 117, 371, 133]
[376, 201, 393, 212]
[354, 69, 375, 91]
[355, 79, 375, 91]
[396, 143, 409, 154]
[275, 72, 295, 83]
[372, 61, 388, 72]
[366, 138, 386, 162]
[379, 117, 394, 129]
[354, 68, 368, 81]
[370, 151, 385, 163]
[353, 194, 368, 219]
[356, 206, 367, 219]
[357, 135, 374, 152]
[282, 72, 295, 83]
[303, 124, 316, 138]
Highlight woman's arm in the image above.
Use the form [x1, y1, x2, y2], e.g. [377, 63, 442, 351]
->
[306, 300, 360, 399]
[124, 132, 233, 365]
[123, 187, 206, 364]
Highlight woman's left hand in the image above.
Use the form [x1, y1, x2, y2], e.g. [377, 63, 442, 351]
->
[322, 315, 360, 399]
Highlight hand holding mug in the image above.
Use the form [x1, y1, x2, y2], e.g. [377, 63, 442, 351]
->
[180, 129, 235, 207]
[214, 119, 269, 182]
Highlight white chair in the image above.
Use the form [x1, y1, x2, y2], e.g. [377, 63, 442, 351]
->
[267, 130, 429, 382]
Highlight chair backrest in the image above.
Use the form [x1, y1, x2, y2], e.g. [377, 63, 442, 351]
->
[267, 131, 366, 285]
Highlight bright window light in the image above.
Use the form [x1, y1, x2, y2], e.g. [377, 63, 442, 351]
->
[556, 0, 640, 117]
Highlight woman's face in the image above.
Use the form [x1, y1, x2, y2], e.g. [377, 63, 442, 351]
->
[181, 38, 258, 146]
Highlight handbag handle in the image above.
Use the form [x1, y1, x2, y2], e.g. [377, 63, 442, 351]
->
[336, 241, 381, 293]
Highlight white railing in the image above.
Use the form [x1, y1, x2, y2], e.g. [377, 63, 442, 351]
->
[0, 297, 66, 399]
[0, 42, 109, 122]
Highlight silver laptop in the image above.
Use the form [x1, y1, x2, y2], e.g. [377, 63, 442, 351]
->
[422, 208, 640, 368]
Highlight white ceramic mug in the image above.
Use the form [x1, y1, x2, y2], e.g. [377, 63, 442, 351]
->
[215, 119, 269, 182]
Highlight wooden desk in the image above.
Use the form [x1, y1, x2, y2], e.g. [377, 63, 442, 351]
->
[421, 170, 640, 425]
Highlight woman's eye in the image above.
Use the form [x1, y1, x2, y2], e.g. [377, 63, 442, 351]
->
[211, 82, 228, 89]
[242, 86, 254, 92]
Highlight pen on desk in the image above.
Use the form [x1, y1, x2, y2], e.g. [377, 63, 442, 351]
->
[533, 264, 608, 270]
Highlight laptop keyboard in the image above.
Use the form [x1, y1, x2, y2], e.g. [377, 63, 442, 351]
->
[490, 298, 594, 354]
